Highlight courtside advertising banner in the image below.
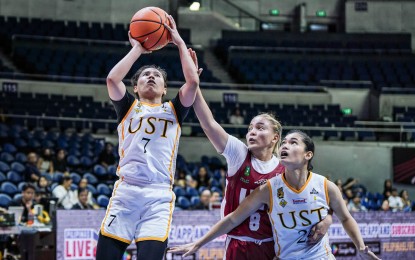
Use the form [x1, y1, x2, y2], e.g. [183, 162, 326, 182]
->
[56, 210, 415, 259]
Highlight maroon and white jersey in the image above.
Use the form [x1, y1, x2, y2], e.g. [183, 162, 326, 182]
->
[222, 135, 285, 240]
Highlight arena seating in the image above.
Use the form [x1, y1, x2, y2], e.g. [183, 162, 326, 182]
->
[0, 122, 230, 209]
[0, 16, 220, 83]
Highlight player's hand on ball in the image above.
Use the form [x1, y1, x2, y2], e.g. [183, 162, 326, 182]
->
[164, 15, 183, 46]
[128, 31, 151, 54]
[168, 243, 200, 257]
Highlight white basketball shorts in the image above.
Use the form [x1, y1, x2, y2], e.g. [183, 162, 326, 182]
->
[100, 179, 175, 244]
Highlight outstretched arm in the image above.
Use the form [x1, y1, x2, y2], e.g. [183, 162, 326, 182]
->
[106, 33, 150, 101]
[169, 184, 270, 257]
[307, 210, 332, 244]
[328, 181, 380, 259]
[165, 15, 199, 107]
[188, 49, 229, 153]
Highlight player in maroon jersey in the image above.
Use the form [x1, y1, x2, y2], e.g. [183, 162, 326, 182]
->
[188, 50, 332, 259]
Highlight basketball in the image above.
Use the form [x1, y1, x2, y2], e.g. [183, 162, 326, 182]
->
[129, 7, 171, 51]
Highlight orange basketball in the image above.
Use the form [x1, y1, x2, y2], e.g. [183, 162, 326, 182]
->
[129, 7, 171, 51]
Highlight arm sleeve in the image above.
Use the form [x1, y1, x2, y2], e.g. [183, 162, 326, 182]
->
[170, 93, 190, 126]
[222, 135, 249, 177]
[111, 91, 136, 124]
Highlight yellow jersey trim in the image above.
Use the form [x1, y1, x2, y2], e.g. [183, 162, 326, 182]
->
[282, 172, 313, 194]
[324, 178, 329, 206]
[134, 190, 175, 243]
[267, 180, 273, 214]
[100, 180, 131, 244]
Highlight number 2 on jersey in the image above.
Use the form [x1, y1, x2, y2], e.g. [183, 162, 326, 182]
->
[240, 188, 261, 231]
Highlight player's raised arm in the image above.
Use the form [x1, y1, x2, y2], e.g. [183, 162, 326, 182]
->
[328, 181, 380, 259]
[187, 49, 229, 153]
[106, 33, 150, 101]
[164, 15, 199, 107]
[169, 183, 270, 257]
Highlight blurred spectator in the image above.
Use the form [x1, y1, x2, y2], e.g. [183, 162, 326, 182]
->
[25, 152, 41, 183]
[72, 188, 94, 210]
[342, 177, 366, 195]
[36, 176, 52, 197]
[217, 166, 227, 192]
[383, 179, 393, 198]
[381, 199, 390, 211]
[74, 178, 99, 209]
[383, 179, 392, 198]
[53, 149, 69, 174]
[388, 188, 404, 212]
[52, 176, 77, 209]
[334, 179, 343, 191]
[174, 169, 187, 188]
[185, 175, 197, 189]
[334, 179, 347, 203]
[347, 194, 367, 212]
[98, 142, 116, 168]
[193, 189, 211, 210]
[210, 191, 222, 210]
[9, 183, 36, 223]
[400, 190, 412, 212]
[37, 148, 54, 174]
[210, 191, 221, 204]
[195, 166, 210, 189]
[344, 188, 354, 204]
[229, 108, 244, 125]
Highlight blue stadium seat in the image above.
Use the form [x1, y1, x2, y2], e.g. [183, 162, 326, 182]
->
[17, 182, 27, 192]
[15, 153, 27, 164]
[67, 155, 80, 167]
[10, 162, 25, 173]
[7, 170, 22, 184]
[93, 164, 107, 178]
[51, 183, 59, 191]
[14, 138, 27, 149]
[173, 186, 186, 197]
[87, 184, 97, 196]
[83, 173, 98, 185]
[71, 183, 78, 191]
[1, 181, 18, 196]
[186, 187, 199, 198]
[13, 193, 22, 202]
[3, 143, 17, 154]
[80, 156, 93, 168]
[97, 183, 111, 196]
[190, 196, 200, 207]
[97, 195, 110, 208]
[52, 172, 64, 183]
[0, 194, 12, 208]
[357, 131, 377, 141]
[0, 152, 14, 163]
[70, 172, 82, 184]
[210, 178, 220, 188]
[0, 161, 10, 172]
[0, 172, 6, 182]
[107, 165, 117, 177]
[177, 196, 190, 209]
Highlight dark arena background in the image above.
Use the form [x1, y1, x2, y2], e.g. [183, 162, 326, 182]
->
[0, 0, 414, 259]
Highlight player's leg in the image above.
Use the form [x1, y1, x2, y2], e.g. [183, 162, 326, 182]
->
[96, 233, 129, 260]
[136, 239, 168, 260]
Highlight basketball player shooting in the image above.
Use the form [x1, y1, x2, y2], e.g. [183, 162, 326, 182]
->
[95, 13, 199, 260]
